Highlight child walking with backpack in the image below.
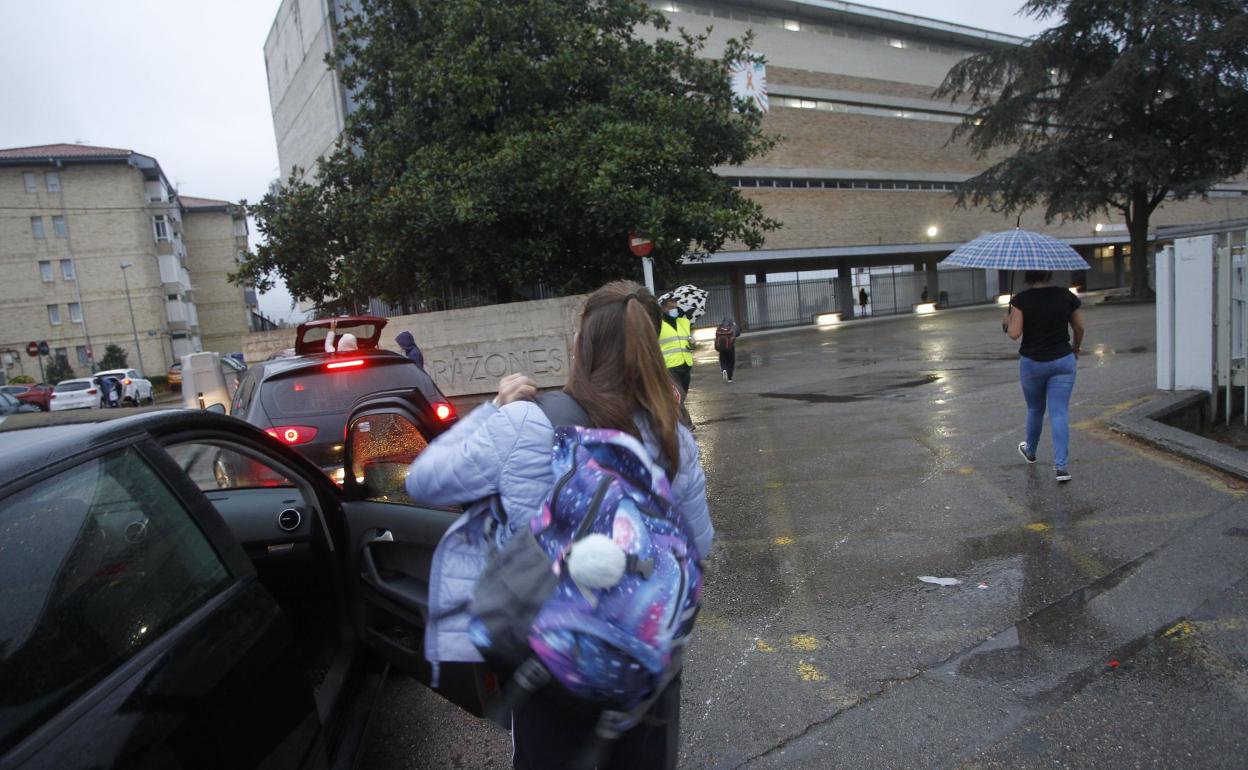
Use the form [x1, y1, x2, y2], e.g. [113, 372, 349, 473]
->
[405, 281, 712, 770]
[714, 316, 741, 382]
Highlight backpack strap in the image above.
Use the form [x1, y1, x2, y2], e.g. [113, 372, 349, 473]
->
[536, 390, 590, 428]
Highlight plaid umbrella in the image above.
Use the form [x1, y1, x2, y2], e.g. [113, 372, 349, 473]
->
[658, 284, 709, 322]
[944, 228, 1090, 271]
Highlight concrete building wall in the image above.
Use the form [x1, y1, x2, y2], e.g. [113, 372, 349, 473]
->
[183, 207, 252, 356]
[0, 164, 170, 379]
[1, 159, 255, 384]
[736, 189, 1248, 252]
[265, 0, 346, 181]
[243, 294, 588, 396]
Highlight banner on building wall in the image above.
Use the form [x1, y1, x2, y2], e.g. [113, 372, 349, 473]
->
[729, 55, 768, 113]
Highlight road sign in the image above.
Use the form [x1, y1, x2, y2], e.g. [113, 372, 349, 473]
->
[37, 341, 49, 355]
[629, 233, 654, 258]
[26, 342, 39, 357]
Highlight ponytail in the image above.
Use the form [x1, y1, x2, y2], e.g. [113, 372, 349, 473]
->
[565, 281, 684, 474]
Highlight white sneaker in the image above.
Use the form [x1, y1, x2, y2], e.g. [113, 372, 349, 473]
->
[722, 370, 728, 381]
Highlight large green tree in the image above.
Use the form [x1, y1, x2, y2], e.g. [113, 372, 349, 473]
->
[238, 0, 776, 307]
[937, 0, 1248, 297]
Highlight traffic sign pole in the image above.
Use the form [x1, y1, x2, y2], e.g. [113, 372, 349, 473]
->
[37, 354, 45, 384]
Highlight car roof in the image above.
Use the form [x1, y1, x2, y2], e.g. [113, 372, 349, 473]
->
[252, 348, 409, 379]
[94, 369, 134, 375]
[0, 409, 275, 490]
[55, 377, 95, 385]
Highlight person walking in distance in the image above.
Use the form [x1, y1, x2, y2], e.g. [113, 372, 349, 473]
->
[405, 281, 712, 769]
[858, 286, 870, 316]
[659, 296, 693, 393]
[1004, 270, 1085, 482]
[395, 330, 424, 369]
[714, 316, 741, 382]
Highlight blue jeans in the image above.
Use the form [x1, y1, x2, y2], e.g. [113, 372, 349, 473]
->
[1019, 354, 1077, 468]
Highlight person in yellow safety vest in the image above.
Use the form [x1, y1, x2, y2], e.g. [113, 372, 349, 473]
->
[659, 297, 694, 392]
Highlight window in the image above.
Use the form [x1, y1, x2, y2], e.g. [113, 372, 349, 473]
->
[348, 412, 431, 502]
[0, 448, 232, 751]
[165, 443, 296, 491]
[53, 347, 67, 363]
[60, 259, 75, 280]
[22, 172, 37, 193]
[31, 217, 45, 239]
[76, 345, 89, 366]
[153, 215, 169, 242]
[69, 303, 82, 324]
[52, 216, 67, 238]
[39, 261, 53, 283]
[47, 305, 61, 326]
[45, 171, 60, 192]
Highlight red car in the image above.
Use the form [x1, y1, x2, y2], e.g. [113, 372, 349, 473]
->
[1, 383, 51, 411]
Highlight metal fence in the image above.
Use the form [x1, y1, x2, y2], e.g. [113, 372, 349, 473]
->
[704, 278, 841, 330]
[869, 268, 990, 315]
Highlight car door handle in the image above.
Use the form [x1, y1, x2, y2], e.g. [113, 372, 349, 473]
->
[360, 529, 427, 611]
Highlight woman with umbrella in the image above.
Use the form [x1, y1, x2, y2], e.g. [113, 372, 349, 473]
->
[945, 229, 1088, 483]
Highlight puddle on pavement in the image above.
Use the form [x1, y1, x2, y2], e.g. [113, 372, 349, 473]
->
[760, 374, 940, 404]
[935, 548, 1156, 702]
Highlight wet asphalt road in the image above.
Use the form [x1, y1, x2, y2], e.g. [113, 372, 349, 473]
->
[362, 301, 1248, 769]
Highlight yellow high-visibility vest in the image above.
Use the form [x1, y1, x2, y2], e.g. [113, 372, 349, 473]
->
[659, 316, 693, 368]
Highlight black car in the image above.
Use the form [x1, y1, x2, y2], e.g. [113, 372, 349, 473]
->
[230, 316, 455, 485]
[0, 398, 495, 769]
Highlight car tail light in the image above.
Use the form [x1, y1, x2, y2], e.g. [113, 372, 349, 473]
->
[326, 359, 364, 370]
[123, 378, 133, 385]
[86, 389, 98, 395]
[433, 402, 455, 421]
[265, 426, 318, 445]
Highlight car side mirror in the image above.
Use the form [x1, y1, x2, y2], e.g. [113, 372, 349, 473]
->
[204, 403, 227, 414]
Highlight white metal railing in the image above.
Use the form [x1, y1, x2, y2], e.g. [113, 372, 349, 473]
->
[167, 299, 188, 324]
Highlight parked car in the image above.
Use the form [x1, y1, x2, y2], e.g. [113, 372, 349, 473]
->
[92, 368, 154, 406]
[0, 391, 41, 416]
[169, 355, 246, 391]
[228, 316, 456, 485]
[0, 384, 51, 411]
[0, 398, 494, 769]
[48, 378, 102, 411]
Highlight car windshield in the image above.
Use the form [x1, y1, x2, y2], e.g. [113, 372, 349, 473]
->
[261, 360, 418, 418]
[54, 381, 91, 393]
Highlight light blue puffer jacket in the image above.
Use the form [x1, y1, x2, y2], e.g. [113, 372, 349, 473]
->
[405, 399, 712, 680]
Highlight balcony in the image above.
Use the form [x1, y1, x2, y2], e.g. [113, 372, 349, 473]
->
[166, 297, 199, 332]
[159, 255, 193, 293]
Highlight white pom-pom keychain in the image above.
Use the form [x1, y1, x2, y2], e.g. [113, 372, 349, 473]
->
[566, 533, 626, 606]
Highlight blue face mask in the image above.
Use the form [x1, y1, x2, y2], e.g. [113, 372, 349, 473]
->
[667, 309, 679, 318]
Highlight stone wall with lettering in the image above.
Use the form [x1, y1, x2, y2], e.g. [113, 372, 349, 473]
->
[243, 294, 586, 397]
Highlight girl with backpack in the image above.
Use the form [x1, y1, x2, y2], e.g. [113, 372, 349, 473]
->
[714, 316, 741, 382]
[406, 280, 712, 769]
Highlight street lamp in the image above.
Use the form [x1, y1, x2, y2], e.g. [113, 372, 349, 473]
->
[119, 262, 146, 376]
[925, 225, 940, 240]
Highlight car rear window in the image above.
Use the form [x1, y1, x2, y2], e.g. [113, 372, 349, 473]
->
[300, 323, 380, 351]
[260, 359, 421, 418]
[55, 381, 90, 393]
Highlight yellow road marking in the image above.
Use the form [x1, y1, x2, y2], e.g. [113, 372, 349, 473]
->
[796, 661, 829, 682]
[755, 639, 776, 653]
[789, 634, 821, 652]
[773, 536, 795, 546]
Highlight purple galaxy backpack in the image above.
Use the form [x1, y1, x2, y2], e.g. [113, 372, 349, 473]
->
[468, 392, 703, 741]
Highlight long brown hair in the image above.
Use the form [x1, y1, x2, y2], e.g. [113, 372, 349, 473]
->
[565, 281, 683, 473]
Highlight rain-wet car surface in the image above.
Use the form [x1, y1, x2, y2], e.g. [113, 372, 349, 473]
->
[0, 400, 496, 769]
[364, 300, 1248, 770]
[228, 316, 457, 485]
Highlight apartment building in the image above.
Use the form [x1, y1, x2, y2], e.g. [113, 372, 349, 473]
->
[0, 144, 258, 382]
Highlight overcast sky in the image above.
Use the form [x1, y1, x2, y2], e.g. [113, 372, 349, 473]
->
[0, 1, 1052, 321]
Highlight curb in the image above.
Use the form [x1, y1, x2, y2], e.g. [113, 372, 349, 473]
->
[1106, 391, 1248, 482]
